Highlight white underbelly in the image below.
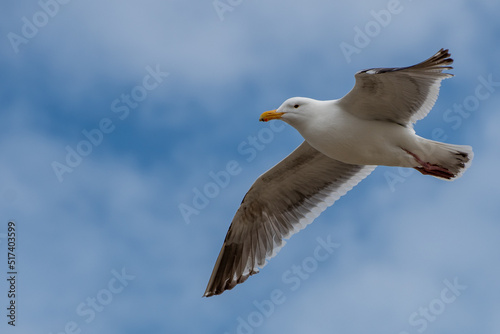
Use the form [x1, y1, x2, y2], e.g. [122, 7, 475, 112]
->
[301, 116, 417, 167]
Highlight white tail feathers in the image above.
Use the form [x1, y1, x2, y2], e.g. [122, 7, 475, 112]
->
[412, 141, 473, 180]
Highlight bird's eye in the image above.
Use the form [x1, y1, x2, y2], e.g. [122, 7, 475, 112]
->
[294, 104, 299, 108]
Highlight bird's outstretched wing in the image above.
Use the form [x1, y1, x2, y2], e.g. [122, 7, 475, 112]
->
[337, 48, 453, 126]
[204, 141, 375, 297]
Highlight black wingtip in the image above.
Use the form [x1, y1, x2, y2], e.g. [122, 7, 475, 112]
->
[428, 48, 453, 67]
[357, 48, 454, 76]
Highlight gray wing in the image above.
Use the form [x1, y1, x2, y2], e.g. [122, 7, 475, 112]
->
[337, 48, 453, 126]
[203, 141, 375, 297]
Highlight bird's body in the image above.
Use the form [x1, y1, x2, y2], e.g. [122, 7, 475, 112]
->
[290, 99, 417, 167]
[204, 49, 473, 297]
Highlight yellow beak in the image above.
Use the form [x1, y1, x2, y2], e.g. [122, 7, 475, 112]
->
[259, 109, 285, 122]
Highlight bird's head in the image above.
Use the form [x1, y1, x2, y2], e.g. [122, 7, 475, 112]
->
[259, 97, 316, 127]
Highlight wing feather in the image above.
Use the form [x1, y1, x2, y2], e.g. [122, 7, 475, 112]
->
[203, 141, 375, 297]
[337, 48, 453, 126]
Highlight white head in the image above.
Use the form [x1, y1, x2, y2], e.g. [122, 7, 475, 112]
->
[259, 97, 319, 129]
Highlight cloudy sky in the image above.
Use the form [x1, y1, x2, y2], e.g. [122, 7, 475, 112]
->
[1, 0, 499, 333]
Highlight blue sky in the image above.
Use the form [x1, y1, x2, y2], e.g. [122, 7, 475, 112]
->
[0, 0, 499, 333]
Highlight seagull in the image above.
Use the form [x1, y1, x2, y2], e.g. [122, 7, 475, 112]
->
[203, 49, 473, 297]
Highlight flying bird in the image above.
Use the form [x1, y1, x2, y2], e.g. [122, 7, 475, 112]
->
[204, 49, 473, 297]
